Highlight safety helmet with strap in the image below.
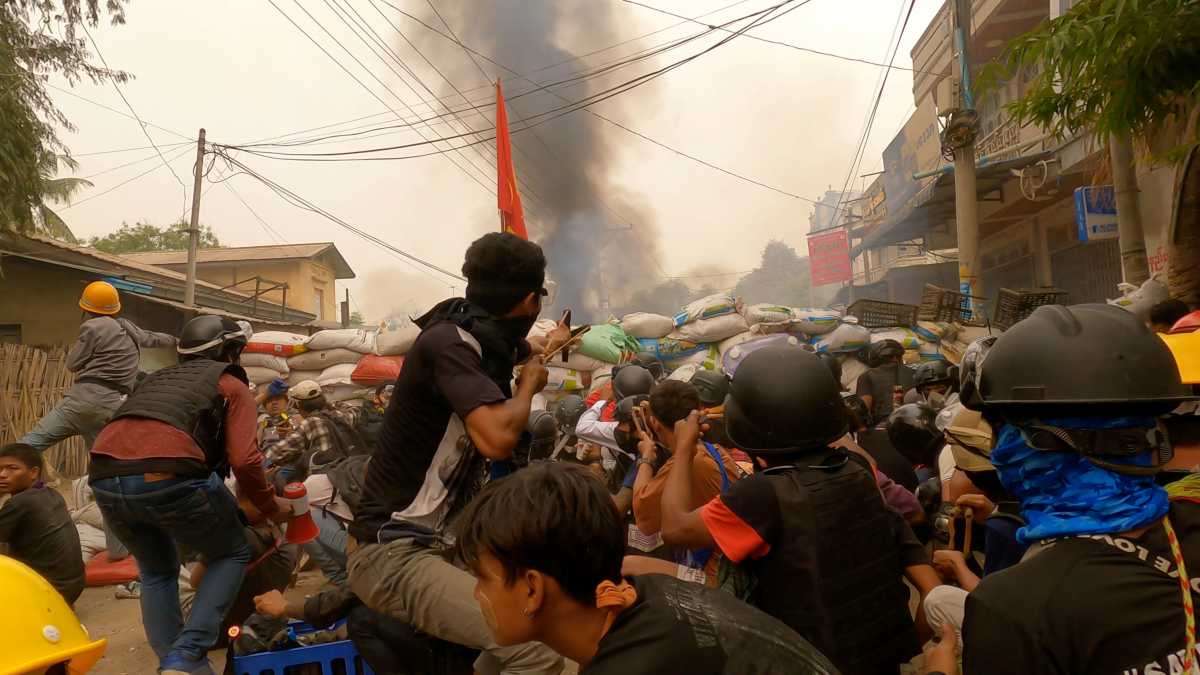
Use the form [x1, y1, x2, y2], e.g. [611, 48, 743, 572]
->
[886, 403, 943, 467]
[178, 315, 250, 360]
[553, 394, 588, 431]
[862, 339, 904, 368]
[612, 364, 655, 401]
[0, 556, 106, 674]
[912, 359, 957, 392]
[689, 369, 730, 407]
[79, 281, 120, 315]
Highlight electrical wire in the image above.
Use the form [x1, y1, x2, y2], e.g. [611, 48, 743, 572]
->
[72, 141, 192, 158]
[46, 84, 195, 142]
[60, 144, 194, 211]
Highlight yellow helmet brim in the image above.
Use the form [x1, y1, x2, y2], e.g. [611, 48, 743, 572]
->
[13, 636, 107, 675]
[1161, 332, 1200, 385]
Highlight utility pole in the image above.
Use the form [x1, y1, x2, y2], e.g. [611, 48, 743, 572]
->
[184, 128, 206, 307]
[341, 288, 351, 328]
[1110, 133, 1149, 284]
[950, 0, 982, 318]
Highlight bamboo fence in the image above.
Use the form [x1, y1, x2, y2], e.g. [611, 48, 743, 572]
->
[0, 343, 88, 477]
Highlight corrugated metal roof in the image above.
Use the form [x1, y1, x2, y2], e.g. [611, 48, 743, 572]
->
[121, 242, 355, 279]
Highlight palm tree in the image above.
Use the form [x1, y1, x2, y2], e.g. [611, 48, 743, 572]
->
[32, 154, 89, 244]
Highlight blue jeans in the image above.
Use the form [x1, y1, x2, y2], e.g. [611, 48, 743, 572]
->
[20, 395, 115, 451]
[91, 473, 250, 671]
[304, 507, 349, 586]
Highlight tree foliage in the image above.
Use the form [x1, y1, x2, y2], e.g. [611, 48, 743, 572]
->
[733, 240, 812, 307]
[987, 0, 1200, 161]
[87, 221, 221, 254]
[1, 1, 128, 233]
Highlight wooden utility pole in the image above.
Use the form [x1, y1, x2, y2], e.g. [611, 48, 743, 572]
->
[184, 128, 206, 307]
[1110, 133, 1149, 284]
[950, 0, 981, 317]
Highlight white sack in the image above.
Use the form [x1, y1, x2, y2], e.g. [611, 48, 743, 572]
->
[306, 328, 377, 354]
[672, 313, 750, 344]
[376, 321, 420, 356]
[870, 328, 923, 350]
[620, 312, 675, 339]
[840, 356, 869, 391]
[244, 366, 282, 385]
[317, 362, 358, 386]
[287, 370, 322, 386]
[239, 353, 290, 373]
[545, 366, 589, 392]
[810, 323, 871, 354]
[288, 348, 363, 371]
[324, 384, 368, 403]
[674, 293, 741, 327]
[1108, 277, 1169, 319]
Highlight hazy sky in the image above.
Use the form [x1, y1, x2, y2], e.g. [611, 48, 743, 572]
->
[50, 0, 942, 321]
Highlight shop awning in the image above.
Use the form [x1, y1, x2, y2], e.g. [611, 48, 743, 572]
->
[851, 152, 1052, 257]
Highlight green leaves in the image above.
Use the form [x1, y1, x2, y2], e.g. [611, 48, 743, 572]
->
[987, 0, 1200, 163]
[87, 221, 222, 254]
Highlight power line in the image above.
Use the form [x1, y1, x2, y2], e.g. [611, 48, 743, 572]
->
[72, 141, 192, 158]
[46, 84, 195, 142]
[61, 144, 194, 210]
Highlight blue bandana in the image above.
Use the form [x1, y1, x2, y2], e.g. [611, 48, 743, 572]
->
[991, 417, 1169, 543]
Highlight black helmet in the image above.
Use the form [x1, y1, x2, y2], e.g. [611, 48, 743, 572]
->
[958, 335, 997, 410]
[635, 354, 666, 381]
[887, 403, 943, 467]
[817, 352, 842, 386]
[553, 394, 587, 431]
[178, 315, 248, 360]
[615, 395, 649, 423]
[527, 409, 558, 460]
[725, 345, 847, 454]
[612, 364, 655, 401]
[841, 391, 872, 428]
[690, 369, 730, 407]
[863, 339, 904, 368]
[976, 304, 1195, 417]
[913, 360, 957, 392]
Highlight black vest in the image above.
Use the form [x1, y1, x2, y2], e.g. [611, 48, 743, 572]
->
[749, 451, 918, 675]
[112, 358, 248, 474]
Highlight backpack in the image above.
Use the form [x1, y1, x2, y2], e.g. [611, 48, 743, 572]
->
[356, 405, 386, 453]
[321, 454, 371, 516]
[308, 409, 370, 470]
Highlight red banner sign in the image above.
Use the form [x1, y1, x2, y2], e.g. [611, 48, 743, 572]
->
[807, 228, 852, 286]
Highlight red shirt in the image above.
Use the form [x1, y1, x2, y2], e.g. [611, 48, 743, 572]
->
[92, 373, 277, 517]
[584, 383, 618, 421]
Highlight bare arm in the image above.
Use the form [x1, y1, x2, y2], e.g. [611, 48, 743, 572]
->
[464, 360, 547, 460]
[661, 412, 716, 549]
[612, 486, 633, 516]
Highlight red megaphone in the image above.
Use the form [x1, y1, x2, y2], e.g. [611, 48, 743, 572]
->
[282, 482, 320, 545]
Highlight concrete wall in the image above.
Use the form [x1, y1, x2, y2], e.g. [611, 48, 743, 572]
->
[189, 258, 339, 321]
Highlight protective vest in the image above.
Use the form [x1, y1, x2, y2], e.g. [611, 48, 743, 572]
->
[749, 450, 917, 675]
[111, 358, 247, 474]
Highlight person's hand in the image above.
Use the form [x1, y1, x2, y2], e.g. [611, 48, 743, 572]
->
[955, 493, 996, 518]
[674, 411, 706, 453]
[254, 590, 288, 619]
[269, 496, 294, 525]
[543, 315, 572, 357]
[932, 549, 967, 582]
[637, 430, 657, 462]
[923, 621, 960, 674]
[517, 358, 550, 392]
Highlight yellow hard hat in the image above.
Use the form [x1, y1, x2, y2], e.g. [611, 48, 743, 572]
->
[1162, 331, 1200, 385]
[79, 281, 120, 315]
[0, 556, 106, 674]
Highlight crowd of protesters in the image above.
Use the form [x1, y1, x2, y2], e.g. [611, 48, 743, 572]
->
[4, 235, 1200, 675]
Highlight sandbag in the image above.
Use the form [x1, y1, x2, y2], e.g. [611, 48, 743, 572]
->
[667, 364, 700, 383]
[810, 323, 871, 354]
[324, 384, 368, 403]
[244, 366, 283, 385]
[791, 308, 842, 335]
[671, 313, 750, 344]
[561, 350, 608, 372]
[913, 321, 956, 343]
[1108, 277, 1169, 319]
[721, 334, 803, 376]
[85, 551, 139, 586]
[665, 344, 721, 372]
[744, 304, 795, 325]
[840, 356, 869, 391]
[918, 340, 946, 361]
[352, 354, 404, 386]
[287, 369, 322, 386]
[718, 331, 756, 360]
[317, 362, 358, 387]
[589, 366, 614, 396]
[375, 321, 420, 356]
[620, 313, 675, 339]
[870, 328, 923, 350]
[245, 331, 308, 357]
[674, 293, 741, 327]
[578, 324, 640, 364]
[527, 319, 559, 341]
[638, 336, 707, 362]
[239, 353, 290, 373]
[288, 348, 363, 371]
[545, 366, 589, 392]
[306, 328, 377, 354]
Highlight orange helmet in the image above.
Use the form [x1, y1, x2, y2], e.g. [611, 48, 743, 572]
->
[79, 281, 120, 315]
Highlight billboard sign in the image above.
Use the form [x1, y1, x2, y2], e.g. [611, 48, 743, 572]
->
[1074, 185, 1118, 242]
[807, 228, 852, 286]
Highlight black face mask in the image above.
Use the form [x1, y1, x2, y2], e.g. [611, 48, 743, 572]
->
[614, 427, 639, 456]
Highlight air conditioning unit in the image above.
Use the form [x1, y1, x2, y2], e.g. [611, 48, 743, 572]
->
[935, 77, 962, 117]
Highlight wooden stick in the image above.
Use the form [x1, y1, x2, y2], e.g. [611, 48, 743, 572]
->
[542, 326, 590, 362]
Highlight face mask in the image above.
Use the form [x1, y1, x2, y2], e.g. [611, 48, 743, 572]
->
[614, 428, 639, 456]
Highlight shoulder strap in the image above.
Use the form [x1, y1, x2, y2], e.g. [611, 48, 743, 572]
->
[703, 442, 731, 493]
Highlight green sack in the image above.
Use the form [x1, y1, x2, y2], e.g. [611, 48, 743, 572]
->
[577, 323, 640, 364]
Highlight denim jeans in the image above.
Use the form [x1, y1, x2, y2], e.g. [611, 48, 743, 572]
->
[91, 473, 250, 672]
[303, 507, 349, 586]
[20, 395, 115, 452]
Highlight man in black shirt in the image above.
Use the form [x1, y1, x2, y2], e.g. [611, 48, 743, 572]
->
[959, 303, 1200, 675]
[348, 232, 568, 675]
[660, 346, 939, 675]
[0, 443, 85, 604]
[856, 340, 920, 490]
[455, 461, 837, 674]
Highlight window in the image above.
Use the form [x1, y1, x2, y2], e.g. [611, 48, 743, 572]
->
[0, 324, 20, 344]
[314, 288, 325, 320]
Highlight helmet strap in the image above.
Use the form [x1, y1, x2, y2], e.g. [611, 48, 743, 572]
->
[1017, 421, 1175, 477]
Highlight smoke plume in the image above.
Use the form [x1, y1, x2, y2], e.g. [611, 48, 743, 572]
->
[409, 0, 665, 323]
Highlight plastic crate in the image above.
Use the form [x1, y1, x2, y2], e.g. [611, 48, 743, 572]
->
[846, 299, 919, 328]
[919, 284, 989, 326]
[992, 288, 1069, 331]
[233, 620, 375, 675]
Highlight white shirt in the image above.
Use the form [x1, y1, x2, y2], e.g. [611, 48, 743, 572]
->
[575, 400, 621, 453]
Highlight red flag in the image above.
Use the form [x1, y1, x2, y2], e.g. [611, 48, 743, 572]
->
[495, 79, 527, 239]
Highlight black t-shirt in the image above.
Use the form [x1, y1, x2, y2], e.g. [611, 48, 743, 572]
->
[855, 363, 915, 423]
[855, 430, 920, 492]
[352, 322, 508, 541]
[0, 486, 85, 603]
[964, 501, 1200, 675]
[585, 575, 837, 675]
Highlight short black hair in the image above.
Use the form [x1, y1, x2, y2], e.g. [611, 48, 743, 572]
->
[298, 395, 328, 414]
[455, 462, 624, 606]
[0, 443, 43, 473]
[649, 380, 701, 427]
[462, 233, 547, 316]
[1150, 298, 1190, 329]
[374, 383, 391, 398]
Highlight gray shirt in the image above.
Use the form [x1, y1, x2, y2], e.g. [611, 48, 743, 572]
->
[66, 316, 176, 409]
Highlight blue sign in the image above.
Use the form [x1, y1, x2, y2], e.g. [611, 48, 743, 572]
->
[1074, 185, 1118, 242]
[103, 276, 153, 294]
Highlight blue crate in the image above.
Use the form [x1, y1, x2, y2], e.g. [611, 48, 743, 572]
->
[232, 620, 375, 675]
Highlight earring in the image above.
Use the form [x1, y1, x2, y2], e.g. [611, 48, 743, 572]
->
[522, 608, 532, 617]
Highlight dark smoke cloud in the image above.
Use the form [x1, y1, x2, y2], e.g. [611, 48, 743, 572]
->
[409, 0, 665, 323]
